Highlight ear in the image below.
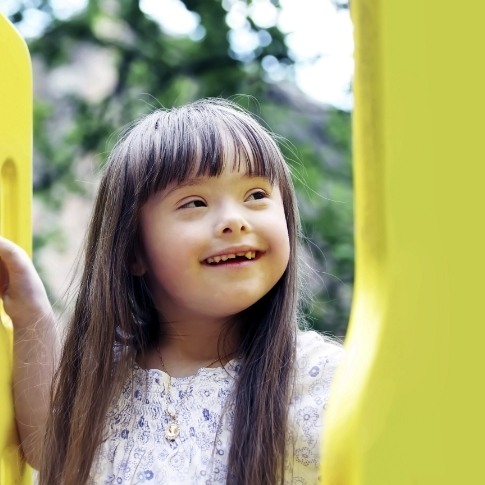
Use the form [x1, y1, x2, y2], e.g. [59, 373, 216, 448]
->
[130, 249, 147, 276]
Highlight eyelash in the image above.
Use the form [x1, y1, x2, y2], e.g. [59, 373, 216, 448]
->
[180, 199, 206, 209]
[247, 189, 268, 201]
[178, 189, 269, 209]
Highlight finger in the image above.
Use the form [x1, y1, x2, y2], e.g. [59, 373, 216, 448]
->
[0, 236, 30, 276]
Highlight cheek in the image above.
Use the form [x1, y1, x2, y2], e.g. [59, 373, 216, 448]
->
[149, 248, 189, 281]
[279, 235, 291, 274]
[272, 219, 291, 272]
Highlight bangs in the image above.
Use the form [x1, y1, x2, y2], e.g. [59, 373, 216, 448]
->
[119, 100, 288, 204]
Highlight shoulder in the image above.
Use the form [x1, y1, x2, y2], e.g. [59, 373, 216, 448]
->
[294, 330, 344, 404]
[296, 329, 343, 371]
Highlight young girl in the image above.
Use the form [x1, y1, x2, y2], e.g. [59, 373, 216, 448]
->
[2, 98, 342, 484]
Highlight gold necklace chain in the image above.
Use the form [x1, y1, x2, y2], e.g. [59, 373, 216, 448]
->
[157, 347, 225, 441]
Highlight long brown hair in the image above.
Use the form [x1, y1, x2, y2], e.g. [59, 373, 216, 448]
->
[40, 98, 304, 484]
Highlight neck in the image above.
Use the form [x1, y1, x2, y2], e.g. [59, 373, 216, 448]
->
[144, 316, 240, 377]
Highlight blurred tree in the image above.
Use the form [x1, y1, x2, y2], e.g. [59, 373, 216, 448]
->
[8, 0, 352, 336]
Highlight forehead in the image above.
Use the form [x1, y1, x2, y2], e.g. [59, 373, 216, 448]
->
[167, 166, 273, 192]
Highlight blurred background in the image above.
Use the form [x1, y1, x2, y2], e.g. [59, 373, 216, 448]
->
[4, 0, 353, 337]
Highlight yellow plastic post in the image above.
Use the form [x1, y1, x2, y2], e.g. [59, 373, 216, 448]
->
[0, 12, 33, 485]
[321, 0, 485, 484]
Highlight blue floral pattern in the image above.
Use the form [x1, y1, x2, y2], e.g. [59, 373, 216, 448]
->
[90, 331, 342, 484]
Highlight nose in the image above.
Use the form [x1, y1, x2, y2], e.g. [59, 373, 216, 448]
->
[214, 203, 250, 236]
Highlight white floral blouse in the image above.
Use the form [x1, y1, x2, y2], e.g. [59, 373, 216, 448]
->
[90, 331, 342, 484]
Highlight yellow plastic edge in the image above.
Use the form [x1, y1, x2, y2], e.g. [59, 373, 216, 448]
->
[0, 12, 33, 485]
[321, 1, 485, 484]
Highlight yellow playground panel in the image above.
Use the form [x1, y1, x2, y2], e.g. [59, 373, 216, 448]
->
[0, 12, 33, 485]
[322, 0, 485, 484]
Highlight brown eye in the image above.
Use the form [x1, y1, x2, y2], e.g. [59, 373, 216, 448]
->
[180, 199, 206, 209]
[247, 190, 268, 201]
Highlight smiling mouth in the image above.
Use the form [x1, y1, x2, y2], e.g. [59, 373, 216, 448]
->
[204, 251, 258, 265]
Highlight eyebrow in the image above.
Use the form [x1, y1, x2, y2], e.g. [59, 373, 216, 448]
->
[166, 174, 271, 195]
[164, 178, 203, 197]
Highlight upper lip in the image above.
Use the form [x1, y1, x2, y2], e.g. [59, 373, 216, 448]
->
[201, 246, 262, 263]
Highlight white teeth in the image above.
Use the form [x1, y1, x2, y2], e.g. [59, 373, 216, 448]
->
[206, 251, 257, 264]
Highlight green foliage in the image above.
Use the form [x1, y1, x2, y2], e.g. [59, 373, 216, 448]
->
[10, 0, 353, 336]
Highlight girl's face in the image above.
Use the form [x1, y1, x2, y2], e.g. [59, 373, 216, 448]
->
[133, 165, 290, 323]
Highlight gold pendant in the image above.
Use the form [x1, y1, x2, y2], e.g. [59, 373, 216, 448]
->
[165, 422, 180, 441]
